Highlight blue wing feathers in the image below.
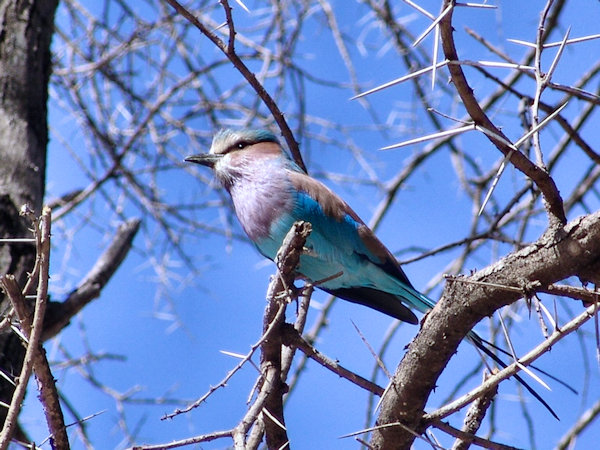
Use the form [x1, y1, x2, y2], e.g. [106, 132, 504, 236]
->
[251, 167, 437, 322]
[281, 185, 436, 320]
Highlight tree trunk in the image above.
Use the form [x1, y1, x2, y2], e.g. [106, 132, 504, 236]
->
[0, 0, 58, 439]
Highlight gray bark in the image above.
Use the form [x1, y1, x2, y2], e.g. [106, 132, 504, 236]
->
[0, 0, 58, 439]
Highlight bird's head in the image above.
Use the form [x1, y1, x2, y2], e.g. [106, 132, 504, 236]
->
[185, 129, 294, 188]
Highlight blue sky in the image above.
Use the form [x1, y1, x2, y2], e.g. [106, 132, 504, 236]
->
[21, 1, 600, 448]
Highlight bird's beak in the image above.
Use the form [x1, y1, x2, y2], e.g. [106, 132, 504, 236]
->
[184, 153, 223, 168]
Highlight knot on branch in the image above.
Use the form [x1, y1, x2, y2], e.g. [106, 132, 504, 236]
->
[274, 221, 312, 275]
[267, 221, 312, 305]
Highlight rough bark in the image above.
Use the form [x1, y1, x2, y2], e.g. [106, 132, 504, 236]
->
[372, 212, 600, 449]
[0, 0, 59, 437]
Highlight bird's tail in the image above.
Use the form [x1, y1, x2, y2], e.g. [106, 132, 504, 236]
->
[403, 286, 572, 420]
[397, 284, 437, 314]
[466, 331, 568, 420]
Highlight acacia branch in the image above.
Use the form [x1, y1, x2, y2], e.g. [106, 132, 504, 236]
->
[432, 419, 517, 450]
[162, 0, 305, 172]
[0, 207, 69, 449]
[258, 221, 311, 449]
[424, 302, 596, 424]
[0, 276, 36, 449]
[451, 381, 497, 450]
[151, 223, 311, 449]
[235, 221, 311, 449]
[281, 323, 385, 396]
[372, 210, 600, 448]
[438, 0, 566, 227]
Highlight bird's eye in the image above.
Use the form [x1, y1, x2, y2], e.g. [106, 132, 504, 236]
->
[223, 140, 251, 154]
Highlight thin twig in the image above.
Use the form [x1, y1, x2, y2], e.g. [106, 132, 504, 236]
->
[438, 0, 566, 227]
[0, 207, 69, 449]
[162, 0, 305, 172]
[281, 324, 384, 396]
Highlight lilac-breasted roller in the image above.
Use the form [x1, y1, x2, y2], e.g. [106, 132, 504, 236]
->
[186, 128, 562, 417]
[186, 128, 431, 324]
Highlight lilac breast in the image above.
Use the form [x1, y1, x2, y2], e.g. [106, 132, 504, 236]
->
[228, 161, 293, 243]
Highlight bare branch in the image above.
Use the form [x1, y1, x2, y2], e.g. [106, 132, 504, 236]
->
[437, 0, 566, 227]
[0, 207, 69, 449]
[372, 211, 600, 448]
[162, 0, 305, 172]
[281, 323, 385, 396]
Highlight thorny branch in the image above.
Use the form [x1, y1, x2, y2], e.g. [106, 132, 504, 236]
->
[369, 1, 600, 447]
[162, 0, 305, 173]
[146, 222, 311, 448]
[372, 212, 600, 447]
[149, 220, 400, 449]
[238, 221, 312, 449]
[0, 204, 139, 448]
[424, 301, 597, 424]
[438, 0, 566, 228]
[281, 324, 385, 396]
[0, 207, 69, 449]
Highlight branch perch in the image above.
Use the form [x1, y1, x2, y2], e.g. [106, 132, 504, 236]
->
[372, 210, 600, 448]
[234, 221, 312, 449]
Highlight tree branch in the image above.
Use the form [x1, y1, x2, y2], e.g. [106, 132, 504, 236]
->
[0, 207, 69, 449]
[259, 221, 311, 449]
[372, 210, 600, 448]
[162, 0, 306, 172]
[234, 221, 311, 449]
[281, 323, 385, 396]
[438, 0, 566, 228]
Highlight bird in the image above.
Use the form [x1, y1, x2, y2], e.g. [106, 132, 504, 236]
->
[186, 128, 564, 417]
[185, 129, 431, 324]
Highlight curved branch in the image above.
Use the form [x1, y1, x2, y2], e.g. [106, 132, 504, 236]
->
[163, 0, 306, 172]
[372, 210, 600, 448]
[438, 0, 566, 227]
